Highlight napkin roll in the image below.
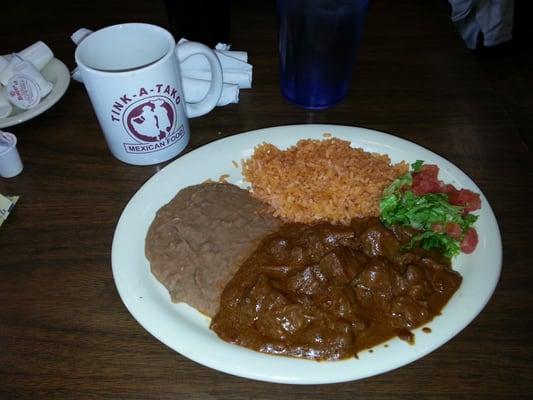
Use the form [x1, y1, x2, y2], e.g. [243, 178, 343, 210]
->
[178, 38, 253, 89]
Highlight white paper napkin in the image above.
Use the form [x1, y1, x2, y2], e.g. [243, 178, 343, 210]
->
[183, 78, 239, 105]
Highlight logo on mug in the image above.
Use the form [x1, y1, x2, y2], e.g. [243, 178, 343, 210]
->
[110, 85, 186, 154]
[126, 97, 174, 142]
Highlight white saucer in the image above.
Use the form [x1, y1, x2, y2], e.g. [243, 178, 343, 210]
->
[0, 57, 70, 129]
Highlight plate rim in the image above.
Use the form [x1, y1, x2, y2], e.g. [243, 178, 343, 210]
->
[111, 124, 502, 384]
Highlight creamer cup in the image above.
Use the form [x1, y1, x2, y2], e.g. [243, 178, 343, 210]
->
[0, 54, 23, 86]
[10, 61, 53, 97]
[0, 42, 54, 86]
[0, 131, 23, 178]
[5, 74, 42, 110]
[18, 41, 54, 71]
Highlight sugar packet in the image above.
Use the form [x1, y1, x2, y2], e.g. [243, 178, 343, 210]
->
[0, 193, 18, 227]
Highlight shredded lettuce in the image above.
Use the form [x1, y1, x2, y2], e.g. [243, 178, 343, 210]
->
[411, 160, 424, 172]
[380, 162, 478, 258]
[382, 172, 411, 197]
[409, 231, 461, 259]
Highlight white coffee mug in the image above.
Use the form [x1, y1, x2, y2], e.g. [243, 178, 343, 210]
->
[75, 23, 223, 165]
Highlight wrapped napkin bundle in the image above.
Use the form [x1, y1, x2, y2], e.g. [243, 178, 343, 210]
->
[71, 29, 252, 107]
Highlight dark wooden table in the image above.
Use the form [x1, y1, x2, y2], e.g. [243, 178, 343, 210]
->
[1, 0, 532, 398]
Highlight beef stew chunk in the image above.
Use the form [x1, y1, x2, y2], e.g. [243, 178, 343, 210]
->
[211, 218, 461, 361]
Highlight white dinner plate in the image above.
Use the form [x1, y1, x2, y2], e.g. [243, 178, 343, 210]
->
[0, 56, 70, 129]
[112, 124, 502, 384]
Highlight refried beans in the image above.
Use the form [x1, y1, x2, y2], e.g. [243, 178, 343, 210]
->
[145, 182, 282, 317]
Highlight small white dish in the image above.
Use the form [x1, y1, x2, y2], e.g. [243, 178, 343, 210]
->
[0, 56, 70, 129]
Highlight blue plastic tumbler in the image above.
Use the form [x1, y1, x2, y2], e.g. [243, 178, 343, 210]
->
[277, 0, 369, 109]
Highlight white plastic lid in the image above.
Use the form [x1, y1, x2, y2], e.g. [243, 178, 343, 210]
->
[5, 74, 42, 110]
[11, 61, 53, 97]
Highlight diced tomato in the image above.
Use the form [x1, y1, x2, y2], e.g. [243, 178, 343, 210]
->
[445, 187, 482, 212]
[442, 184, 457, 195]
[460, 228, 478, 254]
[412, 176, 441, 195]
[408, 163, 481, 256]
[431, 222, 462, 239]
[412, 164, 444, 195]
[418, 164, 440, 179]
[444, 222, 462, 239]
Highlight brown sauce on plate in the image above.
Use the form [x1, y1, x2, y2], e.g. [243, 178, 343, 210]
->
[211, 218, 461, 360]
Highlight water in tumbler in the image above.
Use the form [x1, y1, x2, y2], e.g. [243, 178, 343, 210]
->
[277, 0, 369, 109]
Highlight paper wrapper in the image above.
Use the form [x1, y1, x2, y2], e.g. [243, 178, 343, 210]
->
[0, 193, 18, 227]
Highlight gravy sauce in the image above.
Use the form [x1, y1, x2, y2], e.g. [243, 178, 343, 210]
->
[211, 218, 461, 360]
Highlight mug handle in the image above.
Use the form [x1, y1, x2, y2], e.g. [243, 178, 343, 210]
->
[175, 41, 223, 118]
